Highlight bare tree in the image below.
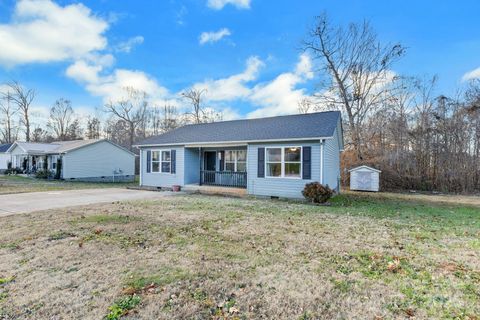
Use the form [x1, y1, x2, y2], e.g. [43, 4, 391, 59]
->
[6, 81, 35, 142]
[104, 87, 148, 150]
[48, 98, 75, 140]
[86, 116, 101, 139]
[297, 98, 313, 114]
[152, 104, 180, 134]
[304, 13, 405, 159]
[181, 88, 214, 124]
[0, 91, 17, 143]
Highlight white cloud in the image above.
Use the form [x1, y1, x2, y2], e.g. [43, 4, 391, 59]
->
[193, 56, 263, 100]
[0, 0, 108, 67]
[115, 36, 144, 53]
[207, 0, 251, 10]
[199, 28, 231, 45]
[462, 67, 480, 82]
[188, 54, 314, 119]
[246, 53, 315, 118]
[67, 60, 169, 104]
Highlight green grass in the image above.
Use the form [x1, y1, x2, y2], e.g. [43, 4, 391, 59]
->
[1, 192, 479, 319]
[0, 174, 138, 195]
[105, 295, 141, 320]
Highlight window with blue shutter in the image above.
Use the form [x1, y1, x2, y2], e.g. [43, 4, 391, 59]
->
[258, 147, 265, 178]
[146, 150, 151, 173]
[302, 146, 311, 180]
[171, 150, 176, 174]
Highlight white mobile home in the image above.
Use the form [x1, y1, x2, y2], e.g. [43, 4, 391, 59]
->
[7, 139, 135, 181]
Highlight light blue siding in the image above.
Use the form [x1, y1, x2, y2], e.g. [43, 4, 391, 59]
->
[247, 141, 322, 198]
[184, 147, 200, 184]
[140, 146, 184, 187]
[323, 125, 342, 192]
[63, 140, 135, 179]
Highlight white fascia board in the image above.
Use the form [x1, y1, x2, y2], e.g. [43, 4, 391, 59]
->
[134, 136, 333, 148]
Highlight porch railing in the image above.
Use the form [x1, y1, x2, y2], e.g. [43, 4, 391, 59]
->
[200, 170, 247, 188]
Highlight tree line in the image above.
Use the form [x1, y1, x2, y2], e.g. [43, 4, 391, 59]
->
[302, 13, 480, 193]
[0, 83, 221, 151]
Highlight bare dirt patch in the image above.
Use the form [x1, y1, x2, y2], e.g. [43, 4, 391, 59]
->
[0, 194, 479, 319]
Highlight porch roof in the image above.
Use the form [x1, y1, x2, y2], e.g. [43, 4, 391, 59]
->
[136, 111, 341, 147]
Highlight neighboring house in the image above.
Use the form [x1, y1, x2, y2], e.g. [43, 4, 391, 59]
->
[136, 111, 344, 199]
[0, 143, 13, 172]
[6, 139, 135, 181]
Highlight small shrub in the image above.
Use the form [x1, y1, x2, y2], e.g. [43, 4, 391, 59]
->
[35, 169, 53, 179]
[4, 167, 22, 175]
[105, 295, 141, 320]
[302, 182, 333, 204]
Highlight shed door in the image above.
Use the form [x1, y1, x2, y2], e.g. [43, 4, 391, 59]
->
[357, 171, 372, 190]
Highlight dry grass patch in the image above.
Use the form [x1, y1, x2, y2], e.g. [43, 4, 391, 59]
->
[0, 175, 136, 195]
[0, 193, 479, 319]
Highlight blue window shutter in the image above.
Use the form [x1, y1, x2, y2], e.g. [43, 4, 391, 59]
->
[303, 146, 311, 180]
[171, 150, 176, 174]
[219, 151, 225, 171]
[257, 148, 265, 178]
[146, 150, 151, 173]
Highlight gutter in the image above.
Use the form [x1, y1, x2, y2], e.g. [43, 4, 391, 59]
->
[134, 136, 334, 148]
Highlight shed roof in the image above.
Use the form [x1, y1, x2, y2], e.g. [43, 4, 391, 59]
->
[349, 165, 381, 173]
[137, 111, 341, 146]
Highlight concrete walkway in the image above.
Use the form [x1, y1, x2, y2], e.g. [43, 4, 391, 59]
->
[0, 188, 174, 217]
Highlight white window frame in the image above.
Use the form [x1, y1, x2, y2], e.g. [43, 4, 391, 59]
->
[265, 146, 302, 179]
[224, 150, 247, 172]
[150, 149, 173, 174]
[50, 155, 58, 170]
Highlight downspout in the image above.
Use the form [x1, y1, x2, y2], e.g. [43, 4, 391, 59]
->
[139, 149, 143, 186]
[320, 139, 325, 185]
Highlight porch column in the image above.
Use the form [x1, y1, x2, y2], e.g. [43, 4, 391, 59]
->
[199, 147, 202, 185]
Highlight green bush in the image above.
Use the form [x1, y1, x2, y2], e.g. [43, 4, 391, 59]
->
[35, 169, 53, 179]
[4, 167, 22, 175]
[302, 182, 333, 204]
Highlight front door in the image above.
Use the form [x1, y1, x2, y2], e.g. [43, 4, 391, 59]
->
[204, 151, 216, 171]
[204, 151, 216, 184]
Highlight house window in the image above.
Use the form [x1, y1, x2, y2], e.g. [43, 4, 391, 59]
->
[265, 147, 302, 178]
[284, 147, 301, 177]
[161, 151, 171, 173]
[51, 155, 58, 170]
[224, 150, 247, 172]
[151, 150, 171, 173]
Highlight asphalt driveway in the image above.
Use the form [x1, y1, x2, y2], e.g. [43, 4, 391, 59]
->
[0, 188, 173, 217]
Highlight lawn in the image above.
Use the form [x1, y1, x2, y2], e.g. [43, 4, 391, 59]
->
[0, 192, 479, 319]
[0, 175, 138, 195]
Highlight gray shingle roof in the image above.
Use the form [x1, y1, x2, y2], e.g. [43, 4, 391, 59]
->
[0, 143, 12, 153]
[9, 140, 102, 154]
[138, 111, 341, 146]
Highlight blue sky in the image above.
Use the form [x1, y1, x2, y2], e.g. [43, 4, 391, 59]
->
[1, 0, 480, 121]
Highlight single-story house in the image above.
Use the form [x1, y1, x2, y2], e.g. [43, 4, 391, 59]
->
[0, 143, 13, 172]
[6, 139, 135, 181]
[135, 111, 344, 198]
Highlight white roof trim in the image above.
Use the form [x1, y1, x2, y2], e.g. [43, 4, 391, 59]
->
[61, 139, 136, 156]
[135, 136, 333, 148]
[349, 165, 381, 173]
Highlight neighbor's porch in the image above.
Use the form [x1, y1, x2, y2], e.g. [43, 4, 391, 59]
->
[185, 146, 248, 189]
[13, 153, 59, 175]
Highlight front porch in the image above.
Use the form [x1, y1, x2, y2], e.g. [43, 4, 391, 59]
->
[185, 146, 248, 189]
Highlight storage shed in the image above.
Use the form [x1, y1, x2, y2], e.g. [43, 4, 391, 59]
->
[349, 165, 381, 192]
